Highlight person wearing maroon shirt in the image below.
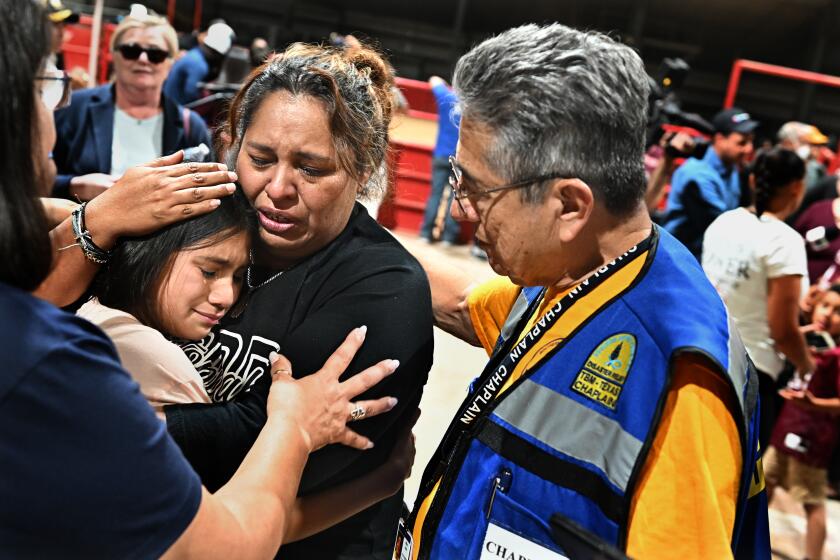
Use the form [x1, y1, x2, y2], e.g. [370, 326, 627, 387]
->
[764, 285, 840, 560]
[793, 197, 840, 283]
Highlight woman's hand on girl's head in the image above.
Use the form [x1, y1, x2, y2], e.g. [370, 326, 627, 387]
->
[82, 150, 237, 247]
[266, 326, 400, 453]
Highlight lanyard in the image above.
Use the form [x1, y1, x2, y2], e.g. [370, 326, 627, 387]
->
[408, 230, 656, 559]
[454, 232, 653, 429]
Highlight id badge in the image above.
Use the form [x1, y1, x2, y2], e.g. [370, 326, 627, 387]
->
[393, 518, 413, 560]
[481, 522, 569, 560]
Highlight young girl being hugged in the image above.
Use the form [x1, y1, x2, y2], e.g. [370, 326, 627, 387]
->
[76, 189, 417, 544]
[77, 190, 253, 414]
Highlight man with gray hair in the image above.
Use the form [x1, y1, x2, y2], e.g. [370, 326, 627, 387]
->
[402, 23, 769, 559]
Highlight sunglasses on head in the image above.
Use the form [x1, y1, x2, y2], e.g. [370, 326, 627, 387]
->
[117, 43, 170, 64]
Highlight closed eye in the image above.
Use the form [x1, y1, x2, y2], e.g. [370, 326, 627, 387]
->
[300, 165, 328, 178]
[249, 154, 273, 169]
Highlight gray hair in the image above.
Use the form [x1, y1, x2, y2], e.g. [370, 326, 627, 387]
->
[453, 23, 650, 215]
[777, 121, 805, 144]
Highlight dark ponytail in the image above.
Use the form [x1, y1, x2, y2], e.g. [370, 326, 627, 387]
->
[751, 147, 805, 218]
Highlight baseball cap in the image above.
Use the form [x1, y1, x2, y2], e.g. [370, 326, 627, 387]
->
[203, 22, 234, 55]
[712, 108, 759, 135]
[44, 0, 79, 24]
[803, 125, 829, 145]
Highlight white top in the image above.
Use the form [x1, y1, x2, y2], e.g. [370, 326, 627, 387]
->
[77, 299, 211, 416]
[111, 108, 164, 176]
[702, 207, 808, 378]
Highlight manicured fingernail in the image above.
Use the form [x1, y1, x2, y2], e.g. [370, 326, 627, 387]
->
[387, 397, 398, 409]
[226, 183, 236, 192]
[364, 441, 374, 449]
[219, 163, 228, 170]
[269, 351, 279, 362]
[228, 172, 238, 181]
[389, 359, 400, 370]
[356, 325, 367, 340]
[209, 199, 221, 207]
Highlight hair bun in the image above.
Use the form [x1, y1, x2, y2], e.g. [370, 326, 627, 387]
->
[344, 43, 395, 128]
[346, 46, 394, 90]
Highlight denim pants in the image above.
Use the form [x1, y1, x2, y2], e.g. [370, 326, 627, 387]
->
[420, 157, 461, 243]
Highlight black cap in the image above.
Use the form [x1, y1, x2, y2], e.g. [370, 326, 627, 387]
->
[712, 108, 759, 135]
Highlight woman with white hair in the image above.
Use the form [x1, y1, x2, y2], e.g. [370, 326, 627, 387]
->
[51, 12, 211, 201]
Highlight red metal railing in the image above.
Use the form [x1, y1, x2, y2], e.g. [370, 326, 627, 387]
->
[380, 78, 475, 242]
[724, 59, 840, 171]
[724, 59, 840, 109]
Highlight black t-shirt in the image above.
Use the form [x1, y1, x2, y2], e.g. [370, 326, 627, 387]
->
[165, 204, 434, 559]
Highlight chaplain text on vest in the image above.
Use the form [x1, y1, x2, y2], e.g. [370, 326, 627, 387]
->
[458, 234, 652, 426]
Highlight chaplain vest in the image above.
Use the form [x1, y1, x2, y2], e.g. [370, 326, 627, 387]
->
[405, 227, 770, 560]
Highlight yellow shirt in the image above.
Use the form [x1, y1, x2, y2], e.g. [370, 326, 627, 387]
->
[466, 276, 742, 559]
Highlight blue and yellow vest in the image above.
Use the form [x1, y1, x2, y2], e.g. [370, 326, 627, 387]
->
[408, 228, 769, 559]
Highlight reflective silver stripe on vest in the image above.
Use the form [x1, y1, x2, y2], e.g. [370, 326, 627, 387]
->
[493, 379, 642, 491]
[725, 313, 749, 415]
[499, 290, 531, 344]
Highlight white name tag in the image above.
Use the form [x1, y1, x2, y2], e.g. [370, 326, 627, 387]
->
[480, 522, 568, 560]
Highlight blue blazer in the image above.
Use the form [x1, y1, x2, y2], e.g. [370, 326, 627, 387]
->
[52, 84, 212, 198]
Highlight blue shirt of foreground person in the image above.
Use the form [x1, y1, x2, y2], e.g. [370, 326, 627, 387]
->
[0, 283, 202, 557]
[663, 108, 757, 259]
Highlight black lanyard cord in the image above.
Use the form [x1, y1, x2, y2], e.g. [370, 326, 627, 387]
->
[454, 231, 654, 429]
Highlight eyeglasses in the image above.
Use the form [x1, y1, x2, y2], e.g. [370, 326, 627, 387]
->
[117, 43, 170, 64]
[36, 69, 71, 111]
[448, 155, 569, 215]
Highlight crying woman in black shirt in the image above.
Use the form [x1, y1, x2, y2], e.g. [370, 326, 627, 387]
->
[164, 42, 433, 559]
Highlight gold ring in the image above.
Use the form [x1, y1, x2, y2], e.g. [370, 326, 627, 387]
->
[273, 367, 292, 377]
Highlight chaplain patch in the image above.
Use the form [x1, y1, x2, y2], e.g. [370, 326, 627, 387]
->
[571, 333, 636, 411]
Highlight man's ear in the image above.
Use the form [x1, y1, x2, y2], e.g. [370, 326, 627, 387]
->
[548, 178, 594, 242]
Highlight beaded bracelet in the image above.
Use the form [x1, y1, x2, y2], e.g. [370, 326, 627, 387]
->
[70, 202, 113, 264]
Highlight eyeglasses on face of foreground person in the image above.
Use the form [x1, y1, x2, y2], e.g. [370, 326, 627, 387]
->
[448, 154, 569, 216]
[36, 64, 71, 111]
